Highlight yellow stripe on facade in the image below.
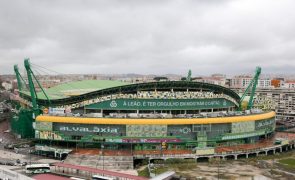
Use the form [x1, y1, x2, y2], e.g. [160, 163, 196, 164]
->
[36, 111, 275, 125]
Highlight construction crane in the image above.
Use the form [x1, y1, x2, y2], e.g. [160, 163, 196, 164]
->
[239, 66, 261, 110]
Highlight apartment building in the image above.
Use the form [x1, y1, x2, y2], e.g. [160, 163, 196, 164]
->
[282, 80, 295, 89]
[255, 89, 295, 125]
[229, 76, 271, 89]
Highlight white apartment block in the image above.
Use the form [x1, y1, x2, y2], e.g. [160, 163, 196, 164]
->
[281, 81, 295, 89]
[1, 81, 12, 90]
[257, 79, 271, 88]
[229, 76, 271, 89]
[193, 77, 226, 86]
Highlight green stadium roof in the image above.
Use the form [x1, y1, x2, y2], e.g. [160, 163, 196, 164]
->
[23, 80, 129, 100]
[20, 81, 241, 107]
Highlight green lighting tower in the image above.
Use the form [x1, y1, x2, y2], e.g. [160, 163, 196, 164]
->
[24, 58, 51, 117]
[239, 66, 261, 110]
[24, 58, 38, 116]
[187, 69, 192, 81]
[13, 65, 26, 92]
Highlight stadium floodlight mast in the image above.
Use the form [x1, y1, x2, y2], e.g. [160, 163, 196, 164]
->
[186, 69, 192, 82]
[22, 58, 51, 118]
[13, 65, 26, 92]
[239, 66, 261, 110]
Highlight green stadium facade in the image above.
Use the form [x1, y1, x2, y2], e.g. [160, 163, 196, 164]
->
[13, 80, 276, 153]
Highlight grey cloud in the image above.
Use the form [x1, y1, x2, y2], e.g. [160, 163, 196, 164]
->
[0, 0, 295, 76]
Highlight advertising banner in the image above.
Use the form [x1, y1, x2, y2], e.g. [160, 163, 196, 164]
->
[167, 125, 194, 138]
[196, 148, 215, 155]
[232, 121, 255, 134]
[126, 125, 167, 137]
[49, 107, 65, 114]
[121, 138, 181, 143]
[35, 130, 64, 140]
[255, 118, 275, 130]
[35, 121, 53, 131]
[85, 98, 235, 110]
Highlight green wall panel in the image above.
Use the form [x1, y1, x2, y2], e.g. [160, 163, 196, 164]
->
[85, 98, 235, 110]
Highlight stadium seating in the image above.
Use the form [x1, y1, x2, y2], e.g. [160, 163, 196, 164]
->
[85, 91, 238, 105]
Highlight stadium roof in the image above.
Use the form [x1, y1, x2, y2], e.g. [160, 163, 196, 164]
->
[22, 80, 129, 100]
[20, 81, 241, 107]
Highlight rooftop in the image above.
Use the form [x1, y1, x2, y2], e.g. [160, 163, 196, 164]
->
[19, 80, 240, 106]
[22, 80, 129, 100]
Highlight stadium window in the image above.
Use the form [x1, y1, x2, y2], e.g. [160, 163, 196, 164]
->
[72, 135, 82, 140]
[203, 124, 211, 132]
[192, 125, 202, 132]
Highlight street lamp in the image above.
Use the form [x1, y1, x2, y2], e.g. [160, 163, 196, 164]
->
[217, 157, 221, 180]
[217, 160, 220, 180]
[75, 137, 78, 152]
[101, 143, 104, 170]
[130, 139, 133, 156]
[29, 149, 32, 165]
[58, 150, 62, 161]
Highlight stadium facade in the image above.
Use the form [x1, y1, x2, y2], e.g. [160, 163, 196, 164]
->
[12, 60, 276, 154]
[22, 81, 275, 151]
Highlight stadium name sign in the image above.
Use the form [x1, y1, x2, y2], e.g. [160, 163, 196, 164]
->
[59, 126, 119, 133]
[86, 98, 235, 110]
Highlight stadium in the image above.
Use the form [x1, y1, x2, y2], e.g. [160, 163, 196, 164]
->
[9, 59, 280, 161]
[33, 80, 275, 150]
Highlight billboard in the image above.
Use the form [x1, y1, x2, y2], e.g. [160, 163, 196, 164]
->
[231, 121, 255, 133]
[85, 98, 235, 110]
[192, 124, 211, 132]
[167, 125, 194, 139]
[196, 148, 215, 155]
[49, 107, 65, 114]
[126, 125, 167, 137]
[255, 118, 275, 131]
[35, 130, 64, 140]
[35, 122, 53, 131]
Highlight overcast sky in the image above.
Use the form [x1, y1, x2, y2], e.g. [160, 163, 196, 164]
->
[0, 0, 295, 76]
